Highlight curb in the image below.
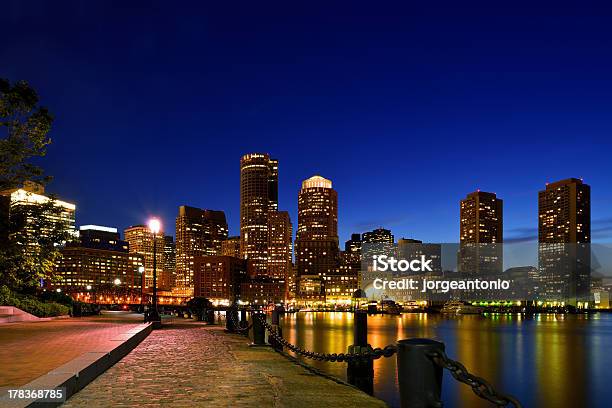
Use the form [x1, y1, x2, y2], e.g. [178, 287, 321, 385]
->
[0, 323, 152, 408]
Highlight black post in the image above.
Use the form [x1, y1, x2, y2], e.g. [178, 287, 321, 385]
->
[251, 312, 267, 346]
[206, 309, 215, 325]
[239, 309, 248, 334]
[397, 338, 444, 408]
[225, 307, 237, 332]
[347, 311, 373, 394]
[354, 310, 368, 346]
[271, 307, 283, 351]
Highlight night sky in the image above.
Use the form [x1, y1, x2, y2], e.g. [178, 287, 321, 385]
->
[2, 1, 612, 244]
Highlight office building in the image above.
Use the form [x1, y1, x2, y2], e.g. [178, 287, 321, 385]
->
[295, 175, 339, 300]
[459, 191, 503, 274]
[538, 178, 591, 306]
[124, 225, 166, 291]
[53, 225, 144, 298]
[267, 211, 292, 280]
[221, 236, 241, 258]
[193, 255, 249, 304]
[175, 206, 228, 296]
[0, 181, 76, 251]
[240, 153, 278, 276]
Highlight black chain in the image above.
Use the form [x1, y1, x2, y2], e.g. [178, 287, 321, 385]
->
[428, 350, 522, 408]
[227, 310, 252, 333]
[254, 313, 397, 362]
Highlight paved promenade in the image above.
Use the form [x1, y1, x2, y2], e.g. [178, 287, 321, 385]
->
[63, 321, 387, 407]
[0, 311, 144, 387]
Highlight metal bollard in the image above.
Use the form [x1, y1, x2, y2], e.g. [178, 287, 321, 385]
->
[272, 308, 280, 325]
[354, 310, 368, 346]
[347, 311, 373, 394]
[396, 338, 444, 408]
[206, 309, 215, 325]
[251, 312, 267, 346]
[225, 307, 238, 332]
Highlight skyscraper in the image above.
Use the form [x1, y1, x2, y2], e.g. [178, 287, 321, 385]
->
[295, 175, 339, 299]
[538, 178, 591, 306]
[124, 225, 165, 291]
[460, 191, 503, 244]
[267, 211, 292, 280]
[459, 191, 503, 274]
[240, 153, 278, 276]
[175, 206, 228, 296]
[539, 178, 590, 243]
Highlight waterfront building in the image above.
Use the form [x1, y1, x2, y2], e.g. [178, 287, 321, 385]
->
[324, 251, 360, 305]
[193, 255, 249, 305]
[124, 224, 167, 291]
[459, 191, 503, 275]
[295, 175, 339, 300]
[53, 225, 144, 299]
[175, 206, 228, 296]
[240, 153, 278, 276]
[221, 236, 241, 258]
[240, 277, 286, 305]
[538, 178, 591, 306]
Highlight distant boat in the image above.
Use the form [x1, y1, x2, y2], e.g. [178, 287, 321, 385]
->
[441, 300, 483, 315]
[381, 300, 401, 315]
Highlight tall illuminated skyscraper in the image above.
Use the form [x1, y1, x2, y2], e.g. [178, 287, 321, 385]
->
[295, 175, 339, 297]
[124, 225, 165, 290]
[267, 211, 292, 280]
[459, 191, 503, 274]
[538, 178, 591, 305]
[240, 153, 278, 276]
[538, 178, 590, 243]
[175, 206, 228, 296]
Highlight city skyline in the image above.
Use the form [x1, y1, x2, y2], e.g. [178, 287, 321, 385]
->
[3, 3, 612, 245]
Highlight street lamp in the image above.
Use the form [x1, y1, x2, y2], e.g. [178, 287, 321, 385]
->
[138, 266, 145, 306]
[148, 218, 162, 326]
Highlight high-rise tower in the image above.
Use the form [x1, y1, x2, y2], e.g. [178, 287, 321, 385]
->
[240, 153, 278, 276]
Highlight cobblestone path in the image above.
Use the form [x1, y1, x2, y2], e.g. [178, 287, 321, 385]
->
[63, 321, 387, 407]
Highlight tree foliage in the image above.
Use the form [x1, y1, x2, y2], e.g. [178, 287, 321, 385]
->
[0, 78, 67, 292]
[0, 78, 54, 191]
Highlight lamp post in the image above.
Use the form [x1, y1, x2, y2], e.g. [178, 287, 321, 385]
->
[148, 218, 162, 326]
[138, 266, 145, 307]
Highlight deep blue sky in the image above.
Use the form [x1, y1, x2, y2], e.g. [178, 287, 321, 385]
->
[2, 1, 612, 243]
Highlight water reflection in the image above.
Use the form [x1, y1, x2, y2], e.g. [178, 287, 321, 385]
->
[280, 312, 612, 408]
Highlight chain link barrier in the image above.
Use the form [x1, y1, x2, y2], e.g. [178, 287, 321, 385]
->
[254, 313, 397, 362]
[427, 350, 522, 408]
[226, 309, 252, 333]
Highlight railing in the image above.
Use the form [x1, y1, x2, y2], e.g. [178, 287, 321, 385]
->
[218, 307, 522, 408]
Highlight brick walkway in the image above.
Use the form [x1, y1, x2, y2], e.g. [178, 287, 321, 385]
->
[63, 322, 387, 407]
[0, 311, 143, 387]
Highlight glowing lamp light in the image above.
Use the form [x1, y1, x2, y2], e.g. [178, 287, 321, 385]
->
[148, 218, 161, 234]
[86, 285, 92, 290]
[114, 278, 121, 285]
[56, 288, 61, 293]
[138, 266, 145, 273]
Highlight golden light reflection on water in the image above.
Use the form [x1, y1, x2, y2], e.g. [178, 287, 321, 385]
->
[281, 312, 612, 408]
